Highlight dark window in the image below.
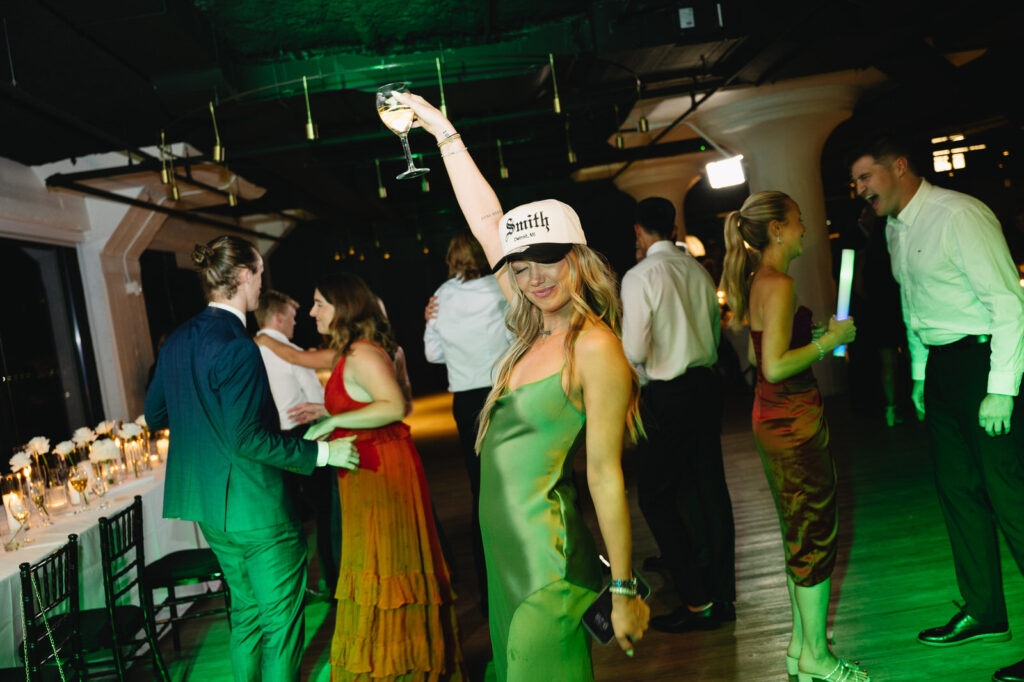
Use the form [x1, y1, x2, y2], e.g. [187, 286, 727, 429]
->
[0, 238, 101, 470]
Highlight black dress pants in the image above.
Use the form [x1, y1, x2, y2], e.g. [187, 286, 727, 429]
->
[637, 366, 736, 606]
[925, 339, 1024, 625]
[452, 386, 491, 611]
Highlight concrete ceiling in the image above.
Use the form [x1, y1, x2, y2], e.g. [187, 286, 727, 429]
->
[1, 0, 1020, 239]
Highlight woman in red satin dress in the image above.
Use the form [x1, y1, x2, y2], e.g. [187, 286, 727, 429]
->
[721, 191, 864, 682]
[257, 272, 465, 682]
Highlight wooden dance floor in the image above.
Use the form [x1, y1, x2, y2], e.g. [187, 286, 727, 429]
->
[144, 381, 1024, 681]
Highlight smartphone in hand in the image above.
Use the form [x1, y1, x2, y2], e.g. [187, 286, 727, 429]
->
[582, 571, 652, 645]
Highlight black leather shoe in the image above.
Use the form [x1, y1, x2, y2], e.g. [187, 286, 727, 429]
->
[994, 658, 1024, 682]
[917, 608, 1010, 647]
[650, 601, 735, 633]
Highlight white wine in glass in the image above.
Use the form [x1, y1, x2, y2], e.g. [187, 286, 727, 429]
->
[376, 83, 429, 180]
[69, 468, 90, 509]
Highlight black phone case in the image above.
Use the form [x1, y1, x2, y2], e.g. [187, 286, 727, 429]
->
[581, 571, 651, 645]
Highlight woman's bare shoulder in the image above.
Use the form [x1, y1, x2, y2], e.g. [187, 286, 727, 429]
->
[574, 323, 626, 362]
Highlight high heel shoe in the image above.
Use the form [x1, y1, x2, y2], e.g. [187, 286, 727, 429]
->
[884, 404, 903, 427]
[797, 658, 870, 682]
[786, 655, 799, 682]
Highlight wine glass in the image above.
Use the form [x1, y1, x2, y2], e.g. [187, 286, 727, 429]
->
[5, 488, 33, 545]
[68, 463, 90, 512]
[376, 83, 429, 180]
[25, 471, 52, 526]
[89, 465, 109, 510]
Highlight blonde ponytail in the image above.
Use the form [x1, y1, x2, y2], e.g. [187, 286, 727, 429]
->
[719, 191, 792, 328]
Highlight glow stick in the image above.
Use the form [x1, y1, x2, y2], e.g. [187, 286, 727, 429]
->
[833, 249, 855, 357]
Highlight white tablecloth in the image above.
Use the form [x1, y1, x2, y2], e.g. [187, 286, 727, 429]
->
[0, 465, 208, 667]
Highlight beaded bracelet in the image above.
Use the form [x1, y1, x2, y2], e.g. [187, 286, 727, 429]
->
[610, 577, 634, 593]
[812, 339, 825, 361]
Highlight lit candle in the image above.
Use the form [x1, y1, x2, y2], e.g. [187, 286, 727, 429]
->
[156, 437, 169, 460]
[46, 488, 67, 510]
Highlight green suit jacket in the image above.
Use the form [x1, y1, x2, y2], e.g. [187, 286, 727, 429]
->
[145, 305, 319, 532]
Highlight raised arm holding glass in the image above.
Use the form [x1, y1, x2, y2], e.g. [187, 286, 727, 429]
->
[397, 90, 649, 682]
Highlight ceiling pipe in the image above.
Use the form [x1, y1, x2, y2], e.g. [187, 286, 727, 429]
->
[610, 3, 824, 181]
[46, 159, 233, 198]
[45, 174, 281, 242]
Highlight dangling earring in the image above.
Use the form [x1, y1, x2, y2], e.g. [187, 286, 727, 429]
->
[776, 233, 783, 245]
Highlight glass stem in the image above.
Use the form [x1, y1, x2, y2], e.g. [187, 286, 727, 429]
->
[400, 134, 416, 171]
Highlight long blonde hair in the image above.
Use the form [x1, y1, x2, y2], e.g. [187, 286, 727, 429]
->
[720, 190, 792, 329]
[474, 245, 643, 452]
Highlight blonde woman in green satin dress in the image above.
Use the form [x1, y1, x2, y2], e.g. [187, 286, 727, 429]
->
[400, 92, 650, 681]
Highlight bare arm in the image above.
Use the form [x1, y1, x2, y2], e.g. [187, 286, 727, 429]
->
[304, 343, 407, 439]
[255, 334, 336, 371]
[756, 274, 854, 383]
[575, 329, 650, 654]
[397, 92, 515, 304]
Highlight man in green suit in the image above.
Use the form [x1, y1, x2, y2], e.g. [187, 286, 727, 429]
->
[145, 236, 357, 681]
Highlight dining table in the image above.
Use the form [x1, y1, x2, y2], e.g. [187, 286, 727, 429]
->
[0, 462, 210, 668]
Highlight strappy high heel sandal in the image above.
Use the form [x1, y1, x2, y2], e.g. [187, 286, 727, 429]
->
[797, 658, 870, 682]
[786, 654, 799, 682]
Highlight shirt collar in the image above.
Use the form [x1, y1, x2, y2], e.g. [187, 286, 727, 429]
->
[256, 328, 289, 343]
[894, 178, 932, 228]
[646, 240, 677, 257]
[208, 302, 246, 327]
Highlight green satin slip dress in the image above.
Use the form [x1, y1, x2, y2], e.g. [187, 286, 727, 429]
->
[479, 369, 603, 682]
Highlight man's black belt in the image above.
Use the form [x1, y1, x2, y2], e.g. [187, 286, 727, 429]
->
[927, 334, 990, 353]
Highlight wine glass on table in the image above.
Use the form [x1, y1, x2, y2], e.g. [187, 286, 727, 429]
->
[26, 469, 52, 526]
[89, 465, 109, 510]
[376, 83, 429, 179]
[68, 463, 90, 512]
[4, 483, 33, 545]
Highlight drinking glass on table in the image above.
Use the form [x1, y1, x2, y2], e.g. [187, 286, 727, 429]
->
[89, 466, 109, 510]
[26, 469, 52, 526]
[376, 83, 429, 179]
[3, 476, 33, 545]
[68, 462, 91, 512]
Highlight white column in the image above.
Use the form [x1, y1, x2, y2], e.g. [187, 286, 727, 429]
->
[689, 73, 881, 393]
[609, 153, 718, 237]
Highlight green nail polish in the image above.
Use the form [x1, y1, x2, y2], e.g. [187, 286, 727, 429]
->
[626, 649, 634, 657]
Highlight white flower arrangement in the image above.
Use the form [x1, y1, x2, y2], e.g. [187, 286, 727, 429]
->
[54, 440, 75, 457]
[72, 427, 97, 445]
[134, 414, 147, 428]
[118, 423, 144, 439]
[9, 451, 32, 472]
[95, 420, 115, 436]
[88, 439, 121, 462]
[27, 436, 50, 456]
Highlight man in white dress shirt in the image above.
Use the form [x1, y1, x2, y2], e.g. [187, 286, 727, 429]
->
[621, 197, 736, 633]
[255, 291, 326, 431]
[852, 138, 1024, 682]
[254, 290, 338, 598]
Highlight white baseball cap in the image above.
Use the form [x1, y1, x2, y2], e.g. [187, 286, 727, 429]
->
[491, 199, 587, 273]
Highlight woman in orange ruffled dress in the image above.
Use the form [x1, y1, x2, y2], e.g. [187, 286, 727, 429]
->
[257, 271, 464, 681]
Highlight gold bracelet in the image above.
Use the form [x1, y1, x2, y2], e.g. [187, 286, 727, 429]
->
[437, 132, 461, 148]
